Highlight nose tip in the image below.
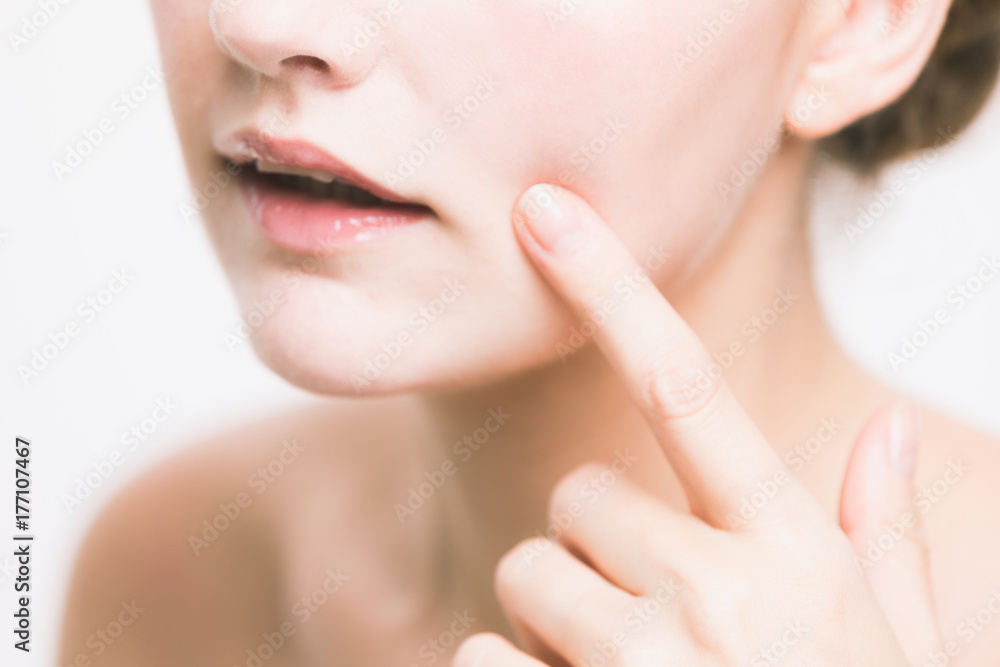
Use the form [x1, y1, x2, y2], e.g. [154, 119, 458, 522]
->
[210, 0, 380, 87]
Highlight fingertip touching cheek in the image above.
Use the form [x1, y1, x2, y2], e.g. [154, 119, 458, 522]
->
[149, 0, 814, 396]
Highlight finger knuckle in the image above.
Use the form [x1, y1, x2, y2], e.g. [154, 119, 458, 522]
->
[453, 633, 506, 667]
[692, 572, 756, 629]
[636, 528, 679, 575]
[641, 343, 726, 423]
[548, 463, 609, 518]
[493, 537, 550, 594]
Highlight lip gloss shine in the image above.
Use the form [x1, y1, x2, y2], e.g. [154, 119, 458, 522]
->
[241, 170, 432, 255]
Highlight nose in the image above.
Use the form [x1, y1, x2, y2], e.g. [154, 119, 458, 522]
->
[209, 0, 381, 87]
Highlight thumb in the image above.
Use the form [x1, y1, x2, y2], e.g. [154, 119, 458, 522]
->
[839, 401, 943, 662]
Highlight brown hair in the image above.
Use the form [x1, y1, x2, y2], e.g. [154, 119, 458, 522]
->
[821, 0, 1000, 173]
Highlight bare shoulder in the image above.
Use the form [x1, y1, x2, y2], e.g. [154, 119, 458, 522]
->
[58, 396, 423, 667]
[917, 408, 1000, 665]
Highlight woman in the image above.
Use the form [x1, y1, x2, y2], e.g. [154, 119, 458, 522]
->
[59, 0, 1000, 665]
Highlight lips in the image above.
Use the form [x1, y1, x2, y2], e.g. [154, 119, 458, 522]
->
[216, 132, 434, 255]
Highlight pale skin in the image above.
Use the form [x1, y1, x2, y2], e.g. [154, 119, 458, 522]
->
[59, 0, 1000, 665]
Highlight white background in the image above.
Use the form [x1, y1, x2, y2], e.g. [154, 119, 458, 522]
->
[1, 1, 999, 665]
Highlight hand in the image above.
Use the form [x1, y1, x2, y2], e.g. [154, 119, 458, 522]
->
[453, 184, 942, 666]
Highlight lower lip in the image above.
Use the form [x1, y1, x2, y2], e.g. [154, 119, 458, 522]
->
[240, 171, 432, 255]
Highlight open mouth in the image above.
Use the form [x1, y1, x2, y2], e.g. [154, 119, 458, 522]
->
[238, 158, 434, 255]
[251, 160, 405, 208]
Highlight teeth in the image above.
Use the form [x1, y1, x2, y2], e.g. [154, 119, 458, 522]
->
[260, 160, 397, 207]
[255, 159, 336, 184]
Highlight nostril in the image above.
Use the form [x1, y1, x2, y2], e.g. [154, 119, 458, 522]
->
[280, 55, 331, 74]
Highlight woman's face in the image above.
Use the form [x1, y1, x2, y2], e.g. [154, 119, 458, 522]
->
[150, 0, 827, 395]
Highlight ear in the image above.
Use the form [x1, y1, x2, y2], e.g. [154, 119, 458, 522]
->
[785, 0, 954, 138]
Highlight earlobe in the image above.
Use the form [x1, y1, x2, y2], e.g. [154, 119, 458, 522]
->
[785, 0, 953, 139]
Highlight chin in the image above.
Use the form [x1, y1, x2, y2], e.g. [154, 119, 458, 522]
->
[232, 269, 579, 398]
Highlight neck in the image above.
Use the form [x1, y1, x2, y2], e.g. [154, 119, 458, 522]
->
[417, 139, 891, 607]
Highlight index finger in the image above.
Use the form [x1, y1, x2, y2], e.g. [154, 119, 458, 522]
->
[512, 183, 809, 528]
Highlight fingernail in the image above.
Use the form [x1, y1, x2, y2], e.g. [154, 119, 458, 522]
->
[888, 402, 919, 480]
[515, 184, 589, 255]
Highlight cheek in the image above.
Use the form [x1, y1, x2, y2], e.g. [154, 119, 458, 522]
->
[406, 0, 801, 283]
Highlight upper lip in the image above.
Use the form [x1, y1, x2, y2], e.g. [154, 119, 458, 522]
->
[215, 131, 418, 205]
